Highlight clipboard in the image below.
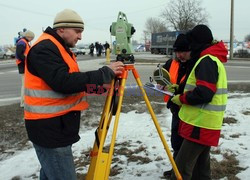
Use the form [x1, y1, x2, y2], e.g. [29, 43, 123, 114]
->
[144, 82, 173, 96]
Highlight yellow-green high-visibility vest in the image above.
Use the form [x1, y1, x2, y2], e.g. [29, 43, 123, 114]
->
[179, 55, 227, 130]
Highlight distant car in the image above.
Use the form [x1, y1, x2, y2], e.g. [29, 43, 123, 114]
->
[6, 50, 15, 59]
[135, 45, 146, 52]
[70, 48, 78, 56]
[78, 47, 88, 55]
[0, 49, 8, 59]
[70, 48, 86, 56]
[70, 48, 85, 56]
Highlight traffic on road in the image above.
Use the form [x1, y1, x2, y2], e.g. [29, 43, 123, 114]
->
[0, 52, 250, 106]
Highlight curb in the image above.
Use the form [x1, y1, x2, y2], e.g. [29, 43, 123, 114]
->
[0, 59, 15, 65]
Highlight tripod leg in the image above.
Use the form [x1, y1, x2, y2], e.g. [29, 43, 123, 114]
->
[86, 79, 116, 180]
[132, 68, 182, 180]
[104, 76, 127, 179]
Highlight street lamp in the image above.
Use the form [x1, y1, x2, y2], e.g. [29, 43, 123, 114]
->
[229, 0, 234, 60]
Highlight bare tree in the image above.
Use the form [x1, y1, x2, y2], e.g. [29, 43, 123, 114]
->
[161, 0, 209, 31]
[245, 34, 250, 42]
[143, 17, 168, 43]
[144, 17, 168, 34]
[142, 30, 150, 44]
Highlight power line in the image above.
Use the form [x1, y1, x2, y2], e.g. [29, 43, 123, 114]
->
[84, 2, 168, 31]
[0, 1, 167, 20]
[0, 3, 53, 17]
[126, 2, 168, 14]
[0, 1, 168, 32]
[85, 2, 167, 21]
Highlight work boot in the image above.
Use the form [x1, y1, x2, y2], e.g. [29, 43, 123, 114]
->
[163, 169, 172, 179]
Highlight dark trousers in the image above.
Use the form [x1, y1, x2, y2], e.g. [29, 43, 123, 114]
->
[170, 112, 183, 159]
[171, 139, 211, 180]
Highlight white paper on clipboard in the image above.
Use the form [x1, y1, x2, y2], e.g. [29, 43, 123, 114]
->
[144, 82, 173, 96]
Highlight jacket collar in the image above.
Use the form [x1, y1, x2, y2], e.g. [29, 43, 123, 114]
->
[44, 27, 73, 56]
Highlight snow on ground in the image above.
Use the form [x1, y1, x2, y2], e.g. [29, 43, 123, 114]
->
[0, 93, 250, 179]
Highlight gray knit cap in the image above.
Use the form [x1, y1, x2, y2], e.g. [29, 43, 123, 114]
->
[23, 30, 35, 39]
[53, 9, 84, 29]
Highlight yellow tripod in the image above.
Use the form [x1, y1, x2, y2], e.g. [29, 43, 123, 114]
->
[86, 64, 182, 180]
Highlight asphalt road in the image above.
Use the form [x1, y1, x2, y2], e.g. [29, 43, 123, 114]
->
[0, 52, 250, 106]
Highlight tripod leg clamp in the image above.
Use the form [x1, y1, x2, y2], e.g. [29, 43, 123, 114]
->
[95, 128, 100, 148]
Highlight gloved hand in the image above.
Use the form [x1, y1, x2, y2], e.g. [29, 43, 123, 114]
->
[171, 94, 182, 106]
[166, 97, 173, 109]
[167, 84, 179, 93]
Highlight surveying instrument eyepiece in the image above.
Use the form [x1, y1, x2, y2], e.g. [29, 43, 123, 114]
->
[110, 11, 136, 64]
[86, 11, 182, 180]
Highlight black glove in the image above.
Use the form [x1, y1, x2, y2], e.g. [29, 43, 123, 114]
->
[166, 96, 174, 109]
[167, 96, 180, 114]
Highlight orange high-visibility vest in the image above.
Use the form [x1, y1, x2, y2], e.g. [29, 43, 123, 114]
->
[24, 33, 89, 120]
[16, 38, 30, 65]
[164, 60, 185, 102]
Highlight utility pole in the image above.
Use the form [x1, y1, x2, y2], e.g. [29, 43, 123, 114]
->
[229, 0, 234, 60]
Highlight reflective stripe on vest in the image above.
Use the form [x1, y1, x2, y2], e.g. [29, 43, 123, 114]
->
[24, 33, 89, 120]
[16, 38, 30, 65]
[178, 55, 227, 130]
[25, 88, 79, 98]
[25, 93, 86, 113]
[164, 60, 185, 102]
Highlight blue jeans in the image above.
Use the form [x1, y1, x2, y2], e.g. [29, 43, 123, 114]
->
[33, 143, 77, 180]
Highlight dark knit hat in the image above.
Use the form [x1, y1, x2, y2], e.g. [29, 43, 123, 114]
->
[53, 9, 84, 29]
[186, 24, 213, 44]
[173, 34, 191, 52]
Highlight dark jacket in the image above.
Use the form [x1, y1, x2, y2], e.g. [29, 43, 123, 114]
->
[163, 58, 188, 112]
[25, 27, 115, 148]
[16, 38, 29, 74]
[179, 41, 228, 146]
[163, 58, 187, 155]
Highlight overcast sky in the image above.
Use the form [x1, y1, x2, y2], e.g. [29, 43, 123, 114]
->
[0, 0, 249, 46]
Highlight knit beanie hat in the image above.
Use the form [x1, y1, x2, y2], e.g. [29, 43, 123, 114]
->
[173, 34, 191, 52]
[23, 30, 35, 39]
[53, 9, 84, 29]
[186, 24, 213, 44]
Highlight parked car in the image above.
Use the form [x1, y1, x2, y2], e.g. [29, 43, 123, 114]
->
[78, 47, 88, 55]
[70, 47, 86, 56]
[70, 48, 80, 56]
[6, 50, 15, 58]
[135, 45, 146, 52]
[0, 49, 7, 59]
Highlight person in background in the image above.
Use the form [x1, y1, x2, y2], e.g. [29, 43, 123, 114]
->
[95, 42, 100, 56]
[15, 30, 35, 107]
[15, 28, 27, 45]
[103, 41, 110, 56]
[170, 24, 228, 179]
[89, 43, 95, 56]
[24, 9, 124, 180]
[98, 43, 103, 56]
[161, 33, 191, 178]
